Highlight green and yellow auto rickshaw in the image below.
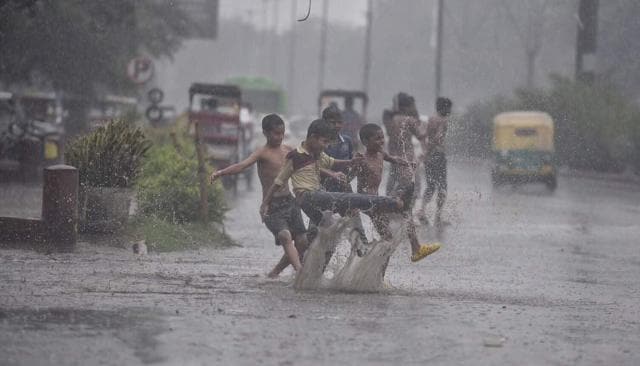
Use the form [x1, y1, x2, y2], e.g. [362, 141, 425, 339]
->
[491, 111, 557, 190]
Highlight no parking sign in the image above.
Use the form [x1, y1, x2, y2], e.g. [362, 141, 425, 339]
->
[127, 57, 154, 84]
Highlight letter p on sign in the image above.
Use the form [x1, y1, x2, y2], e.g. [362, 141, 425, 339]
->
[127, 57, 154, 84]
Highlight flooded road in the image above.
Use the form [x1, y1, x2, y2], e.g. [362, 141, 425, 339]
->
[1, 158, 639, 365]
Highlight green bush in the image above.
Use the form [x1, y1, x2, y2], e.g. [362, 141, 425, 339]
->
[136, 141, 226, 224]
[66, 118, 151, 187]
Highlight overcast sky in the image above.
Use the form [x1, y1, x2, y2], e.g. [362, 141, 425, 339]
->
[219, 0, 369, 30]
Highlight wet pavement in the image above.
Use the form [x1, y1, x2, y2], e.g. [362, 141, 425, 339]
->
[1, 158, 640, 365]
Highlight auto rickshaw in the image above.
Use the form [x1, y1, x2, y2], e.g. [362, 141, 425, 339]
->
[188, 83, 251, 194]
[318, 90, 368, 144]
[491, 111, 557, 190]
[0, 91, 64, 181]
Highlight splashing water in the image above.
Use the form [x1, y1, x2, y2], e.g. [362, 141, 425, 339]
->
[294, 212, 406, 293]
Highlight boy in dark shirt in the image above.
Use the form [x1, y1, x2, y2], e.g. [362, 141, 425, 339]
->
[320, 105, 369, 257]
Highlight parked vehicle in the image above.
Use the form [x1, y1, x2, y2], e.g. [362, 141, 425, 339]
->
[318, 89, 368, 144]
[491, 111, 557, 190]
[188, 83, 252, 194]
[226, 76, 285, 115]
[0, 91, 64, 180]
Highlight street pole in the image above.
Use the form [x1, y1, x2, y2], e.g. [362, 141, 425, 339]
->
[287, 0, 298, 114]
[575, 0, 599, 83]
[362, 0, 373, 100]
[318, 0, 329, 96]
[262, 0, 269, 76]
[271, 0, 280, 79]
[434, 0, 444, 99]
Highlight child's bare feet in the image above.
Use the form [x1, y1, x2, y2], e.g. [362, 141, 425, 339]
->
[267, 271, 279, 279]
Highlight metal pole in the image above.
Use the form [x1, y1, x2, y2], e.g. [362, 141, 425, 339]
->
[262, 0, 269, 76]
[575, 0, 599, 83]
[362, 0, 373, 98]
[287, 0, 298, 114]
[434, 0, 444, 99]
[318, 0, 329, 95]
[194, 122, 209, 223]
[272, 0, 280, 79]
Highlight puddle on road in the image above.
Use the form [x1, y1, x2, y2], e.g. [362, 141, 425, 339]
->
[0, 307, 169, 364]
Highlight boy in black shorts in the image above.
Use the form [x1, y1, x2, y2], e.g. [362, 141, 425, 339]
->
[211, 114, 308, 277]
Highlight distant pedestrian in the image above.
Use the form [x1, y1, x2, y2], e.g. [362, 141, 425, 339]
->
[383, 93, 426, 198]
[418, 97, 452, 226]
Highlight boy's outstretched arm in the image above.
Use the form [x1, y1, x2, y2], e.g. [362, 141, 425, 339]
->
[383, 152, 412, 167]
[320, 167, 349, 187]
[210, 147, 263, 183]
[331, 154, 364, 171]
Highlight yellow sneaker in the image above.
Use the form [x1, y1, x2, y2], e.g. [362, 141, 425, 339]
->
[411, 243, 441, 262]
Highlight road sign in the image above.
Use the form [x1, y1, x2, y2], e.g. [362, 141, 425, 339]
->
[127, 57, 154, 84]
[147, 88, 164, 104]
[145, 105, 163, 124]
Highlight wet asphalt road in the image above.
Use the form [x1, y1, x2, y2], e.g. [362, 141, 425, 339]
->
[1, 158, 639, 365]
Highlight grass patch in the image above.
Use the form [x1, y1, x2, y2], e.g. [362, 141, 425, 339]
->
[127, 215, 238, 252]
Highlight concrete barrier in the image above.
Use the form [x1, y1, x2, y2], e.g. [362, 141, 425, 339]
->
[0, 165, 78, 251]
[42, 165, 78, 251]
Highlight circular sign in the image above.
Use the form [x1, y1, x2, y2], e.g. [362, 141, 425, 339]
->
[127, 57, 154, 84]
[145, 105, 163, 124]
[147, 88, 164, 104]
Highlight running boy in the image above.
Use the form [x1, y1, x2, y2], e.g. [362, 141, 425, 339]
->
[210, 114, 307, 278]
[417, 97, 452, 225]
[354, 123, 440, 262]
[384, 93, 426, 198]
[261, 119, 404, 248]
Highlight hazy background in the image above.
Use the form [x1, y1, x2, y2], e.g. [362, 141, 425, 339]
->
[156, 0, 584, 118]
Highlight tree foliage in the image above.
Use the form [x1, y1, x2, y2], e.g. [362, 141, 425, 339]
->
[457, 75, 640, 173]
[0, 0, 189, 96]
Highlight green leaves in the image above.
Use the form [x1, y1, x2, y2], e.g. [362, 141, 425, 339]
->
[65, 118, 151, 188]
[135, 142, 226, 224]
[0, 1, 189, 96]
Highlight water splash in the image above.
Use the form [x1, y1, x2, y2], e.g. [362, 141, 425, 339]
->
[294, 212, 405, 293]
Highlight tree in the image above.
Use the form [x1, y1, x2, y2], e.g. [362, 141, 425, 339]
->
[599, 0, 640, 98]
[0, 0, 189, 96]
[500, 0, 554, 89]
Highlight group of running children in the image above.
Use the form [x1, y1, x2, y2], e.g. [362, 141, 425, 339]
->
[210, 93, 452, 278]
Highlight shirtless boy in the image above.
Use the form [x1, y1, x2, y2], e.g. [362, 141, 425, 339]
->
[210, 114, 307, 278]
[418, 97, 452, 225]
[354, 123, 440, 262]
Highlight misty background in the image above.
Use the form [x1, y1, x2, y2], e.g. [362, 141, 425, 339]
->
[2, 0, 639, 172]
[155, 0, 640, 118]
